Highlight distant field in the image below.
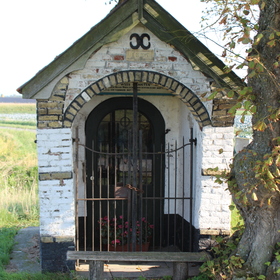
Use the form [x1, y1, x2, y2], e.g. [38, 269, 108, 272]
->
[0, 103, 36, 114]
[0, 103, 36, 129]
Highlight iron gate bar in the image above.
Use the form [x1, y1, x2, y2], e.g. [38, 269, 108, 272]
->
[132, 82, 138, 251]
[80, 141, 193, 156]
[167, 142, 171, 248]
[152, 143, 156, 250]
[182, 137, 185, 251]
[74, 128, 80, 262]
[77, 198, 128, 201]
[174, 140, 177, 247]
[127, 131, 132, 249]
[159, 143, 164, 249]
[139, 130, 143, 249]
[189, 128, 196, 251]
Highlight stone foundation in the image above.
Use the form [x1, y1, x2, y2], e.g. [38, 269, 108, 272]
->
[40, 236, 75, 272]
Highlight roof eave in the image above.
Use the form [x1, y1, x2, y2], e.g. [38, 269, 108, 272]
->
[18, 0, 139, 99]
[143, 0, 244, 89]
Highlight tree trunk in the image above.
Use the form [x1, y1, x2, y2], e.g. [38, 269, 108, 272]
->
[231, 0, 280, 277]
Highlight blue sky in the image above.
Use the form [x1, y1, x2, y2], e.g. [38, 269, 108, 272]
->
[0, 0, 218, 97]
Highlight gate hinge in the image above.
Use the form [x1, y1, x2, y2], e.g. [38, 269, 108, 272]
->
[72, 137, 79, 143]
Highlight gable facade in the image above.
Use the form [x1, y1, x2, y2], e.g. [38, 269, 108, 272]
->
[33, 23, 235, 272]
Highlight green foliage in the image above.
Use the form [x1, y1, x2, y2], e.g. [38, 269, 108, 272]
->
[201, 0, 259, 70]
[254, 146, 280, 194]
[230, 204, 244, 232]
[194, 228, 280, 280]
[191, 274, 209, 280]
[196, 230, 244, 279]
[273, 242, 280, 274]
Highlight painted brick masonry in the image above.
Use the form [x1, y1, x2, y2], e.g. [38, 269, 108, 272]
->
[37, 128, 75, 237]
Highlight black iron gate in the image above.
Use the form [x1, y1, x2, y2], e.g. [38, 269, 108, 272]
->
[75, 83, 197, 252]
[75, 130, 197, 253]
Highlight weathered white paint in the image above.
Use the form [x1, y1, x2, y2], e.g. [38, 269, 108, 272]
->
[37, 128, 75, 236]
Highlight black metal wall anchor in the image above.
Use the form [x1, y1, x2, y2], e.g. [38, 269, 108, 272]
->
[130, 33, 151, 50]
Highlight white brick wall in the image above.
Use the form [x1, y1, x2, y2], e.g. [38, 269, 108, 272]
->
[193, 126, 234, 232]
[201, 126, 234, 171]
[37, 128, 75, 236]
[37, 128, 73, 173]
[198, 178, 231, 231]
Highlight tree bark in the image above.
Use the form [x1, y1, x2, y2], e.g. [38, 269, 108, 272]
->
[232, 0, 280, 276]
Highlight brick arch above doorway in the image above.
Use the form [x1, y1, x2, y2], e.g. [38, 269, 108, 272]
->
[63, 70, 212, 128]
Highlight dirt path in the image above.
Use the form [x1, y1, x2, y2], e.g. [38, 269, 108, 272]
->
[5, 227, 41, 273]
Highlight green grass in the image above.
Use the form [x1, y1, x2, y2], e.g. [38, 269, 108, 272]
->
[0, 120, 36, 130]
[0, 271, 84, 280]
[0, 129, 39, 227]
[0, 227, 18, 270]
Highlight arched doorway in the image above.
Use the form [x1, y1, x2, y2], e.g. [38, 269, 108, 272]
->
[83, 97, 165, 251]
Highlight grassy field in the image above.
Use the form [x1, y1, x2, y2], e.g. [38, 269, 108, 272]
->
[0, 129, 38, 227]
[0, 103, 36, 129]
[0, 103, 85, 279]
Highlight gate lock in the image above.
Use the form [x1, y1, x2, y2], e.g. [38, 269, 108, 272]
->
[125, 184, 144, 194]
